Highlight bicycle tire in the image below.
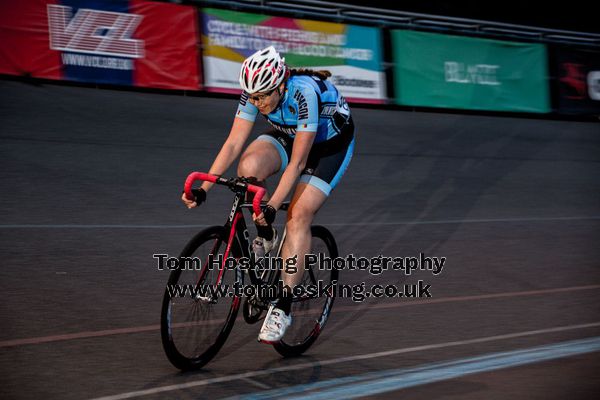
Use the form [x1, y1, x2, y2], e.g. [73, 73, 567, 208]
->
[273, 225, 339, 357]
[160, 225, 242, 370]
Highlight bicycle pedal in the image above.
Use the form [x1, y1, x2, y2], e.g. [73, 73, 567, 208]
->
[195, 295, 217, 304]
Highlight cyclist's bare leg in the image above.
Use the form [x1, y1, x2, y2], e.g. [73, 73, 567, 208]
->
[281, 182, 327, 288]
[238, 139, 282, 242]
[237, 140, 281, 199]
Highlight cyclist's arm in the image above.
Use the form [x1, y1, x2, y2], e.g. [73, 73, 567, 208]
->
[200, 116, 254, 192]
[267, 130, 316, 210]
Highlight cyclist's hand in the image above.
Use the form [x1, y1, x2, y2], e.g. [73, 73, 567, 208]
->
[181, 188, 206, 209]
[253, 211, 267, 226]
[253, 205, 276, 226]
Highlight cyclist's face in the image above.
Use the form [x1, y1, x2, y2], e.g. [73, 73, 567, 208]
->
[249, 85, 281, 114]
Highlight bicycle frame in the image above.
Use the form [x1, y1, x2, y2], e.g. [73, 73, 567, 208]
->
[184, 172, 281, 292]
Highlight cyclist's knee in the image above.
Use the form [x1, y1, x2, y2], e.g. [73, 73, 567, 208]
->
[238, 152, 268, 180]
[286, 208, 314, 232]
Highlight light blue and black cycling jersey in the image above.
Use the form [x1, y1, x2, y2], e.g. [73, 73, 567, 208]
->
[235, 74, 351, 143]
[235, 74, 355, 197]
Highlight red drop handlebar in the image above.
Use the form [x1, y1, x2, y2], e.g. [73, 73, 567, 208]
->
[184, 172, 266, 216]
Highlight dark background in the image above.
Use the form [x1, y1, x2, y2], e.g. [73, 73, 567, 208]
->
[317, 0, 599, 34]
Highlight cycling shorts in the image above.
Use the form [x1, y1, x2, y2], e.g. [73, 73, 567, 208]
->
[255, 117, 355, 196]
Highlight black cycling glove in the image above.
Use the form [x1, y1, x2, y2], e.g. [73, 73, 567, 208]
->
[188, 188, 206, 205]
[263, 204, 277, 225]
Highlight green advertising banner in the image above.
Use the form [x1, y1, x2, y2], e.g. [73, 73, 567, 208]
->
[391, 30, 550, 113]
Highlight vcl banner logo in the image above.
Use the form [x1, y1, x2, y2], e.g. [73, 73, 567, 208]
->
[47, 4, 144, 58]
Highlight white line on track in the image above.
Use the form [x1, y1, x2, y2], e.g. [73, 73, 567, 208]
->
[1, 215, 599, 229]
[324, 215, 600, 226]
[0, 224, 212, 229]
[87, 322, 600, 400]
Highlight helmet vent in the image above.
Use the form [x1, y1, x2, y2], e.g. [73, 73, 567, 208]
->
[260, 74, 271, 85]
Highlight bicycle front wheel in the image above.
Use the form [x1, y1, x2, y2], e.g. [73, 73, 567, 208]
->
[274, 225, 339, 357]
[160, 226, 242, 370]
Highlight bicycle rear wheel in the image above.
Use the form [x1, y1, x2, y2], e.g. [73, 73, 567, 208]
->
[160, 226, 242, 370]
[273, 225, 339, 357]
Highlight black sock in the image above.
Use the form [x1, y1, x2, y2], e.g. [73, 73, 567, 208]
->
[276, 291, 293, 315]
[256, 224, 274, 241]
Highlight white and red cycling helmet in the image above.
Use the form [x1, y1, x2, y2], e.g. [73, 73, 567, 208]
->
[239, 46, 287, 94]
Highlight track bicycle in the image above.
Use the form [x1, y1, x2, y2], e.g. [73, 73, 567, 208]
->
[160, 172, 339, 370]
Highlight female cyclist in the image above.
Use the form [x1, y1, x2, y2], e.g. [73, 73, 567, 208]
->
[181, 46, 355, 343]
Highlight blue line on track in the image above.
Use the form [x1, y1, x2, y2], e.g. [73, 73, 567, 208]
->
[232, 336, 600, 400]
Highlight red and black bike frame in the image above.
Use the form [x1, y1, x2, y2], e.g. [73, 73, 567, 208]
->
[184, 172, 269, 287]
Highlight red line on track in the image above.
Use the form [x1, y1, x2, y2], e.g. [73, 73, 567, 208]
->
[1, 284, 599, 348]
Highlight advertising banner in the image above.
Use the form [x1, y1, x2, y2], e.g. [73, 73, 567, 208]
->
[0, 0, 62, 80]
[201, 8, 385, 103]
[0, 0, 200, 90]
[391, 30, 550, 113]
[553, 46, 600, 115]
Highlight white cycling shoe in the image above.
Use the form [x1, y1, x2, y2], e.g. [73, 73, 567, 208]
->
[258, 306, 292, 343]
[252, 227, 279, 259]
